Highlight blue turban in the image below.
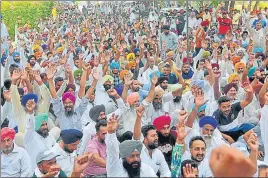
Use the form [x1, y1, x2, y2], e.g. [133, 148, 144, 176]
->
[75, 47, 82, 54]
[149, 71, 161, 79]
[192, 103, 207, 113]
[60, 129, 83, 144]
[1, 54, 7, 65]
[191, 80, 205, 90]
[12, 52, 20, 58]
[133, 48, 140, 55]
[110, 62, 120, 70]
[253, 47, 264, 53]
[248, 66, 257, 78]
[21, 93, 38, 107]
[41, 44, 48, 50]
[199, 116, 218, 129]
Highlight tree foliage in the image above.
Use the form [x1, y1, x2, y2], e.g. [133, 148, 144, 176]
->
[1, 1, 54, 38]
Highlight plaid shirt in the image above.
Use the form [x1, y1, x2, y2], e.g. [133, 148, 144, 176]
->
[113, 74, 120, 87]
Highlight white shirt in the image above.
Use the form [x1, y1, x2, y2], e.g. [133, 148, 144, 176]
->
[260, 105, 268, 164]
[140, 145, 171, 177]
[1, 143, 32, 177]
[138, 66, 159, 85]
[106, 133, 157, 177]
[24, 114, 56, 172]
[78, 120, 96, 155]
[50, 143, 77, 176]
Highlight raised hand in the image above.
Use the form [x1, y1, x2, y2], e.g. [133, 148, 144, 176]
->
[136, 105, 145, 118]
[26, 99, 36, 114]
[151, 74, 158, 85]
[73, 153, 92, 175]
[124, 75, 133, 86]
[43, 165, 61, 178]
[194, 89, 207, 108]
[209, 145, 257, 177]
[107, 88, 118, 97]
[183, 164, 198, 178]
[205, 60, 212, 70]
[178, 110, 189, 121]
[33, 70, 42, 84]
[242, 82, 253, 93]
[176, 119, 188, 143]
[107, 113, 119, 134]
[11, 69, 21, 83]
[47, 64, 57, 80]
[92, 68, 99, 80]
[20, 70, 28, 82]
[3, 90, 11, 102]
[246, 132, 259, 152]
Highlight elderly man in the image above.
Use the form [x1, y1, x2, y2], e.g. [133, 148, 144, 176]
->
[34, 149, 91, 177]
[160, 25, 178, 51]
[106, 115, 156, 177]
[50, 129, 83, 176]
[1, 127, 32, 177]
[152, 115, 176, 167]
[134, 107, 171, 177]
[24, 112, 56, 172]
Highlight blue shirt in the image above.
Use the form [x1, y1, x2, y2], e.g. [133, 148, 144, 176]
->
[252, 19, 267, 28]
[160, 73, 178, 84]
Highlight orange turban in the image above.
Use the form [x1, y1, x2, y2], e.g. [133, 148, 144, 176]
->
[120, 70, 129, 80]
[34, 52, 42, 58]
[228, 74, 240, 83]
[232, 56, 241, 65]
[127, 61, 136, 69]
[234, 62, 246, 71]
[1, 127, 16, 141]
[127, 92, 140, 105]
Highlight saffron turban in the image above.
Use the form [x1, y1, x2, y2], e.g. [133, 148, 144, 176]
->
[127, 61, 136, 69]
[1, 127, 16, 141]
[153, 115, 171, 131]
[234, 62, 246, 71]
[62, 92, 76, 104]
[120, 70, 129, 80]
[127, 92, 140, 105]
[228, 74, 240, 83]
[232, 56, 241, 65]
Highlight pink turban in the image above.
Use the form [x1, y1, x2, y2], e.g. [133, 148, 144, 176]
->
[127, 92, 140, 105]
[1, 127, 16, 141]
[62, 92, 76, 104]
[153, 115, 171, 131]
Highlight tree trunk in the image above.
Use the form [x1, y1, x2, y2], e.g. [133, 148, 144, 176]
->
[230, 1, 235, 10]
[253, 1, 260, 11]
[224, 1, 229, 11]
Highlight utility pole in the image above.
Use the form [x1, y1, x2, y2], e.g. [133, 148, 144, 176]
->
[186, 0, 189, 58]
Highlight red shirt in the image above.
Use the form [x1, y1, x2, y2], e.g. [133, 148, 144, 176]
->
[218, 17, 232, 35]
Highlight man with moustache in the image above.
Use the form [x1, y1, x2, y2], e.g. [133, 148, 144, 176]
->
[27, 55, 41, 70]
[1, 127, 32, 177]
[50, 129, 83, 176]
[153, 115, 176, 167]
[183, 136, 213, 177]
[134, 107, 171, 177]
[24, 112, 56, 172]
[106, 114, 157, 177]
[128, 79, 149, 102]
[83, 120, 108, 177]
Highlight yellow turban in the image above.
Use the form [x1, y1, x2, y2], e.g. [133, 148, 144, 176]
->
[82, 28, 88, 32]
[57, 47, 64, 53]
[127, 61, 136, 69]
[127, 53, 135, 61]
[32, 45, 41, 51]
[228, 74, 240, 83]
[120, 70, 129, 80]
[35, 40, 41, 46]
[102, 75, 114, 84]
[234, 62, 246, 72]
[154, 86, 165, 98]
[232, 56, 241, 65]
[166, 51, 174, 58]
[127, 92, 140, 105]
[202, 51, 211, 58]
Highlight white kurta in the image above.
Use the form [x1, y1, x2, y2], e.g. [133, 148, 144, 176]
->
[1, 143, 32, 177]
[24, 114, 56, 172]
[50, 143, 77, 176]
[106, 133, 157, 177]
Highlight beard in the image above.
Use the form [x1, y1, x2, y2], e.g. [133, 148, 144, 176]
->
[173, 96, 182, 103]
[148, 140, 158, 149]
[152, 102, 162, 110]
[29, 61, 36, 67]
[37, 128, 49, 138]
[203, 134, 212, 148]
[161, 85, 168, 90]
[1, 144, 13, 153]
[133, 87, 140, 92]
[63, 144, 73, 153]
[123, 159, 141, 178]
[14, 58, 20, 63]
[64, 106, 74, 116]
[191, 154, 204, 163]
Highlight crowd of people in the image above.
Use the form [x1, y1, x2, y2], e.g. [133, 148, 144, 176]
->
[1, 1, 268, 177]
